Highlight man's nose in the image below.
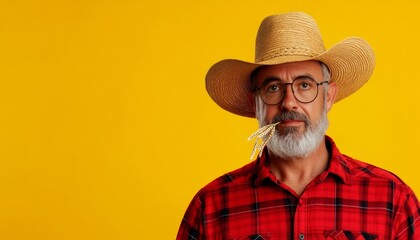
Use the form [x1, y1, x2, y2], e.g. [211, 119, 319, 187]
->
[281, 84, 298, 111]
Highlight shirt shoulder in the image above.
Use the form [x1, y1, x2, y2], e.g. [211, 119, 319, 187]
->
[326, 136, 413, 193]
[343, 155, 414, 194]
[196, 160, 257, 197]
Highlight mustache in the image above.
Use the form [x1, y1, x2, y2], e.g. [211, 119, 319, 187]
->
[272, 111, 310, 126]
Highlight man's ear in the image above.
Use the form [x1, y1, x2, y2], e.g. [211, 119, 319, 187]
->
[326, 82, 337, 111]
[248, 92, 256, 112]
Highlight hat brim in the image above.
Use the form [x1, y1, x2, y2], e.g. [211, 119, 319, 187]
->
[206, 37, 375, 118]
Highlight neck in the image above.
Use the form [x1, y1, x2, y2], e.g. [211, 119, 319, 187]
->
[267, 137, 329, 196]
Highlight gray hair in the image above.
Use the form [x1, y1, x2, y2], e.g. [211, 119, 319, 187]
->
[320, 62, 331, 93]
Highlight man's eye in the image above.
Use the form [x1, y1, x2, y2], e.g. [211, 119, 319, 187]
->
[297, 81, 313, 90]
[265, 84, 281, 93]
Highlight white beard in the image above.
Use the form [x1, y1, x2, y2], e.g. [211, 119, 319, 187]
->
[256, 96, 329, 159]
[266, 111, 328, 159]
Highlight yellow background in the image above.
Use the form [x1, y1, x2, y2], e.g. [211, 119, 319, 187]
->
[0, 0, 419, 239]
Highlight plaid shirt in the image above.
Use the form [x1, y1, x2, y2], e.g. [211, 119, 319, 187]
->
[177, 136, 420, 240]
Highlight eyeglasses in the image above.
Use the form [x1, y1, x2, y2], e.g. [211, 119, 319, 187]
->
[255, 78, 329, 105]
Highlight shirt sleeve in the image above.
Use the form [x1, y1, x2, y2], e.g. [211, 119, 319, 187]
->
[394, 188, 420, 240]
[176, 194, 205, 240]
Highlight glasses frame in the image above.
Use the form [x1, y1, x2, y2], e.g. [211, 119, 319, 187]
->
[254, 79, 329, 105]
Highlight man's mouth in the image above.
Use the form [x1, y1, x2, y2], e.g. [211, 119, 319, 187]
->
[272, 111, 309, 127]
[281, 119, 303, 123]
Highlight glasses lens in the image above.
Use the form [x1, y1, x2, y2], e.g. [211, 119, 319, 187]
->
[292, 78, 318, 103]
[258, 78, 321, 104]
[260, 80, 283, 105]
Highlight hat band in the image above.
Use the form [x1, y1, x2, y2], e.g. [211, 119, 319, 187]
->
[257, 47, 322, 62]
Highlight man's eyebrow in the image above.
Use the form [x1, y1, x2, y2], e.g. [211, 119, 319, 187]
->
[294, 74, 316, 80]
[262, 76, 281, 82]
[260, 77, 282, 85]
[261, 74, 315, 84]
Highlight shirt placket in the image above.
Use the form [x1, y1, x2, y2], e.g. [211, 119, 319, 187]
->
[294, 195, 307, 240]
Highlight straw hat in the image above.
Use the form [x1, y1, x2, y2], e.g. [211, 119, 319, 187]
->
[205, 12, 375, 118]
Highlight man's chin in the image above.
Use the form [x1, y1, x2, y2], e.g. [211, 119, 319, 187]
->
[278, 126, 304, 137]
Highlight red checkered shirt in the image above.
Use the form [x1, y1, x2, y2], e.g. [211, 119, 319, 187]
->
[177, 136, 420, 240]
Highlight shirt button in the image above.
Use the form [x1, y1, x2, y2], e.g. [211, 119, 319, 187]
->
[298, 233, 305, 240]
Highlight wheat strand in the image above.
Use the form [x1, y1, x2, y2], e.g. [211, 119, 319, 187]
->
[248, 122, 280, 159]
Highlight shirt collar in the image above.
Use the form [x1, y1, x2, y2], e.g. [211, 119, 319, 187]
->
[252, 136, 354, 188]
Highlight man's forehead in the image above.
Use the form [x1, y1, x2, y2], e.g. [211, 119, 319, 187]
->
[252, 60, 323, 83]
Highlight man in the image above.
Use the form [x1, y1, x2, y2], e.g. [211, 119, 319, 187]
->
[177, 12, 420, 240]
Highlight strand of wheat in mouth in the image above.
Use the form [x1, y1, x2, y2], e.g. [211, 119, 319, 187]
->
[247, 122, 280, 160]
